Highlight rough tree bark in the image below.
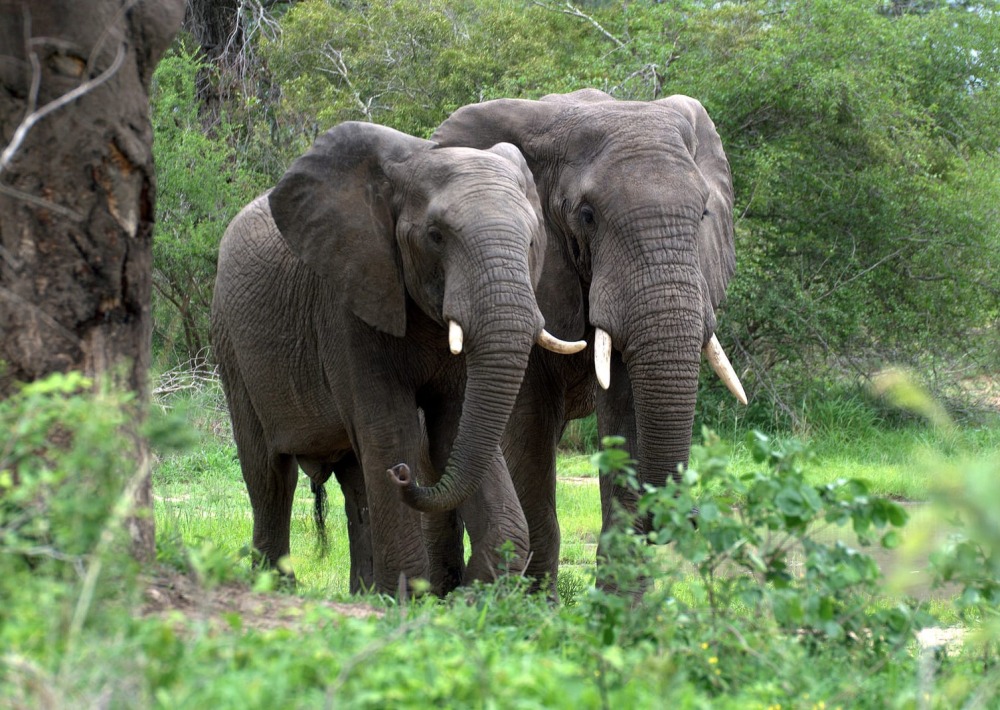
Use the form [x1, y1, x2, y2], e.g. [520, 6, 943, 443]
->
[0, 0, 185, 560]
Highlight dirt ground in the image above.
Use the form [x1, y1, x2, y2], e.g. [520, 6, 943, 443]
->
[141, 568, 382, 632]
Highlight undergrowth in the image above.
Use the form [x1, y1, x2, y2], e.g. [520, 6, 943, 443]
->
[1, 372, 998, 707]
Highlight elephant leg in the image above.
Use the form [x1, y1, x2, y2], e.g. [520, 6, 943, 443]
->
[423, 398, 529, 589]
[226, 371, 298, 572]
[460, 446, 530, 584]
[355, 408, 430, 595]
[595, 349, 647, 596]
[419, 408, 466, 595]
[596, 349, 642, 533]
[332, 454, 374, 594]
[500, 355, 568, 595]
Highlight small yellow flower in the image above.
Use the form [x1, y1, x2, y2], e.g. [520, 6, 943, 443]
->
[708, 657, 718, 665]
[701, 642, 709, 650]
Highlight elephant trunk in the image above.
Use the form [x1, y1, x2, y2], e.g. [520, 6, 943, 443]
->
[624, 334, 701, 494]
[594, 219, 714, 500]
[390, 285, 539, 513]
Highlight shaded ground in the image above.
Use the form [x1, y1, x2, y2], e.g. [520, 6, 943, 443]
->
[141, 568, 383, 632]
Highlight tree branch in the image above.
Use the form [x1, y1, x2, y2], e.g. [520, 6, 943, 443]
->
[0, 42, 127, 177]
[532, 1, 626, 50]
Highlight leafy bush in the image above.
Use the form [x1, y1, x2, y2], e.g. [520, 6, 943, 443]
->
[263, 0, 604, 139]
[6, 390, 1000, 706]
[0, 373, 139, 658]
[581, 431, 936, 702]
[151, 42, 269, 368]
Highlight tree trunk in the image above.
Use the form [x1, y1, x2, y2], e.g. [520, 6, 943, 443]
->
[0, 0, 185, 560]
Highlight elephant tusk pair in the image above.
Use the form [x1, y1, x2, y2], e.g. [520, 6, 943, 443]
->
[592, 328, 748, 405]
[447, 320, 587, 356]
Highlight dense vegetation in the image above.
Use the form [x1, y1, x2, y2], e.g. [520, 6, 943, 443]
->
[2, 371, 999, 705]
[152, 0, 999, 428]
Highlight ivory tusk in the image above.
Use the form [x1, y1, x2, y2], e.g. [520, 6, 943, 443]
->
[703, 334, 748, 405]
[594, 328, 612, 390]
[448, 320, 463, 355]
[537, 329, 587, 355]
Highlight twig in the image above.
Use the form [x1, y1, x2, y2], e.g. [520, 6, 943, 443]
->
[0, 43, 127, 177]
[0, 285, 82, 345]
[532, 1, 626, 50]
[0, 182, 83, 220]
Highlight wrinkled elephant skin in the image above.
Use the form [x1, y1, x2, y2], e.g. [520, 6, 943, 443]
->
[211, 122, 555, 594]
[432, 89, 739, 592]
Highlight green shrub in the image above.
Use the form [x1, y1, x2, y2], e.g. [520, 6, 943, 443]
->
[151, 42, 269, 368]
[0, 373, 139, 658]
[583, 431, 934, 700]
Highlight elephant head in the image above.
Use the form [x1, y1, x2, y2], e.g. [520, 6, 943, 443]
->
[431, 90, 745, 506]
[267, 122, 582, 515]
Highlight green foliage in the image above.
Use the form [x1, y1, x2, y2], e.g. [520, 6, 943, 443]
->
[151, 42, 269, 367]
[263, 0, 605, 138]
[6, 382, 1000, 706]
[584, 431, 937, 701]
[0, 373, 138, 658]
[665, 0, 1000, 399]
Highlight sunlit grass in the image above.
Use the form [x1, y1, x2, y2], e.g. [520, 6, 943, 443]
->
[153, 410, 1000, 599]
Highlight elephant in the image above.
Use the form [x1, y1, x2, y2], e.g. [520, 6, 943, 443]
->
[398, 89, 747, 592]
[210, 121, 585, 595]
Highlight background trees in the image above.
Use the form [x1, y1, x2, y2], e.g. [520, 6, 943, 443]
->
[152, 0, 998, 423]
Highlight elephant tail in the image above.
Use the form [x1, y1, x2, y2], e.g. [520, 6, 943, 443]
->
[310, 479, 329, 557]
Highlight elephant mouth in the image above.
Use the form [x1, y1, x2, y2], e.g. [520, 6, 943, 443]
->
[591, 326, 747, 405]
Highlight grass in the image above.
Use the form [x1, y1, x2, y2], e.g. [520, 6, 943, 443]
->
[153, 405, 1000, 599]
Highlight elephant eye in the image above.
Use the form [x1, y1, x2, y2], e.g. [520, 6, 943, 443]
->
[579, 205, 596, 227]
[428, 227, 444, 245]
[702, 208, 711, 219]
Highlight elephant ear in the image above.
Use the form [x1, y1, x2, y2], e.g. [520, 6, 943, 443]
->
[269, 122, 430, 337]
[655, 95, 736, 312]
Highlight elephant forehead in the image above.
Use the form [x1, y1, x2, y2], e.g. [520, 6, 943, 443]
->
[420, 147, 522, 184]
[555, 103, 693, 157]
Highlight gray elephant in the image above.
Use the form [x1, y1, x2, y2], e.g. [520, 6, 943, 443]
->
[400, 89, 747, 591]
[210, 121, 584, 594]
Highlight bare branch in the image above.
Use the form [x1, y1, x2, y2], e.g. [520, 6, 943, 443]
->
[320, 44, 373, 119]
[816, 246, 908, 302]
[0, 183, 83, 221]
[0, 42, 127, 177]
[86, 0, 139, 75]
[532, 1, 626, 50]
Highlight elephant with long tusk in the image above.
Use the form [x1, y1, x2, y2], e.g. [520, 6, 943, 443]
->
[428, 88, 748, 594]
